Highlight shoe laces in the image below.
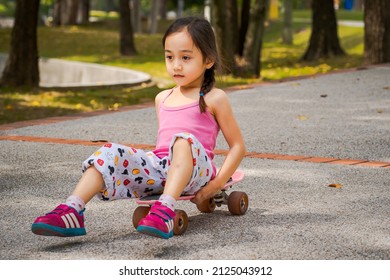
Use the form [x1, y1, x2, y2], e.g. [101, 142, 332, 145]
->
[149, 204, 173, 222]
[47, 205, 85, 216]
[47, 206, 68, 215]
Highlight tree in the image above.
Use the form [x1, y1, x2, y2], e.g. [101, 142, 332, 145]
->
[237, 0, 250, 56]
[177, 0, 184, 18]
[131, 0, 142, 33]
[212, 0, 268, 78]
[282, 0, 293, 45]
[363, 0, 390, 65]
[148, 0, 159, 34]
[238, 0, 267, 77]
[159, 0, 168, 20]
[52, 0, 79, 26]
[119, 0, 137, 56]
[1, 0, 40, 87]
[301, 0, 345, 61]
[212, 0, 238, 74]
[79, 0, 90, 24]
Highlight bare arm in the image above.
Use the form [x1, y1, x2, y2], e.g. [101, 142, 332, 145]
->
[192, 89, 246, 204]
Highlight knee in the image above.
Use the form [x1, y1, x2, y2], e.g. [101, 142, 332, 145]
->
[172, 138, 191, 154]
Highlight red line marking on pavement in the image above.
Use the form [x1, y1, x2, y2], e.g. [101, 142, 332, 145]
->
[298, 157, 339, 163]
[353, 161, 390, 168]
[1, 135, 389, 169]
[327, 159, 368, 165]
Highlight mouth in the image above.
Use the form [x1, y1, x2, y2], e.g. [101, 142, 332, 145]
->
[173, 74, 184, 78]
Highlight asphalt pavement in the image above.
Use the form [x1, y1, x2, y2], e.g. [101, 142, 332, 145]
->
[0, 64, 389, 261]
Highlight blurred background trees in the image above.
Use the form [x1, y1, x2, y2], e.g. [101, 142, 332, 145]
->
[363, 0, 390, 65]
[119, 0, 137, 55]
[301, 0, 345, 61]
[1, 0, 389, 87]
[212, 0, 268, 78]
[1, 0, 40, 87]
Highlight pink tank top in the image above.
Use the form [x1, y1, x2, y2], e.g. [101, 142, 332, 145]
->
[153, 90, 220, 166]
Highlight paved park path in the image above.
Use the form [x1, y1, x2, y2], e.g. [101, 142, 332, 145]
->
[0, 64, 389, 262]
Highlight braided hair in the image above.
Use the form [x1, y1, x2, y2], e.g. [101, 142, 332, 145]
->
[162, 17, 221, 113]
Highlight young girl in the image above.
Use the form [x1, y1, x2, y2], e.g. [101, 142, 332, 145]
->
[31, 16, 245, 239]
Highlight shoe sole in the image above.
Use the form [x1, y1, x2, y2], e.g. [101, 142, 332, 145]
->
[31, 223, 86, 237]
[137, 225, 173, 239]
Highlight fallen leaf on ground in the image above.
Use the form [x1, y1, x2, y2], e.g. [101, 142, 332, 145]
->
[328, 183, 342, 189]
[297, 115, 309, 121]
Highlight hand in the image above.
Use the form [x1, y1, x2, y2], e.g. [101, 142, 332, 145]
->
[191, 179, 221, 205]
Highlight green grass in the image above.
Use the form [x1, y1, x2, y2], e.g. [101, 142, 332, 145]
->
[0, 13, 364, 124]
[293, 9, 364, 21]
[260, 21, 363, 80]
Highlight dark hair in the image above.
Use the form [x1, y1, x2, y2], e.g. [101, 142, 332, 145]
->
[162, 17, 220, 113]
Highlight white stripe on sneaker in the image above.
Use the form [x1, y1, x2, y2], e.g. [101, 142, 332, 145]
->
[61, 213, 80, 229]
[69, 213, 81, 228]
[166, 219, 174, 231]
[65, 213, 75, 228]
[61, 215, 70, 228]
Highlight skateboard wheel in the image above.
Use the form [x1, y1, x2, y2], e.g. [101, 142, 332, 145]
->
[132, 206, 150, 229]
[196, 197, 216, 213]
[227, 191, 249, 215]
[174, 209, 188, 235]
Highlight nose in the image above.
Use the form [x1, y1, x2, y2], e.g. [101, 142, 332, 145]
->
[173, 60, 182, 71]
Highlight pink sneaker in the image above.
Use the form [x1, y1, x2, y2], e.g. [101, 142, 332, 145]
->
[31, 204, 86, 237]
[137, 201, 176, 239]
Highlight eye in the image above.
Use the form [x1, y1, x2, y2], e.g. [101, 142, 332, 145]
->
[182, 56, 191, 61]
[165, 55, 173, 60]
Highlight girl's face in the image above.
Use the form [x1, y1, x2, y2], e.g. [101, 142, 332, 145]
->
[164, 29, 213, 90]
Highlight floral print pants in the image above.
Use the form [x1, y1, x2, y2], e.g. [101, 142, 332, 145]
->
[82, 133, 213, 201]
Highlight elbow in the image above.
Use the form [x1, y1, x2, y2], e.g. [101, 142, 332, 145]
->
[237, 142, 246, 160]
[241, 143, 246, 159]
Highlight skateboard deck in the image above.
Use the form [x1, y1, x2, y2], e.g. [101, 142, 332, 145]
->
[136, 170, 245, 205]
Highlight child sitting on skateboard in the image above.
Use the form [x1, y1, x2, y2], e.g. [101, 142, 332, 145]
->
[32, 16, 246, 239]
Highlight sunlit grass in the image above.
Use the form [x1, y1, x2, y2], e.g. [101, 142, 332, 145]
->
[0, 84, 159, 124]
[293, 9, 364, 21]
[260, 22, 364, 80]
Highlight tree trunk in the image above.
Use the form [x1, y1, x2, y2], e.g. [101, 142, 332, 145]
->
[131, 0, 142, 33]
[1, 0, 40, 87]
[237, 0, 250, 56]
[301, 0, 345, 61]
[61, 0, 78, 25]
[177, 0, 184, 18]
[159, 0, 167, 20]
[282, 0, 293, 45]
[237, 0, 268, 78]
[212, 0, 238, 74]
[119, 0, 137, 56]
[107, 0, 117, 12]
[363, 0, 390, 65]
[354, 0, 364, 10]
[52, 0, 62, 26]
[78, 0, 90, 24]
[52, 0, 78, 26]
[148, 0, 159, 34]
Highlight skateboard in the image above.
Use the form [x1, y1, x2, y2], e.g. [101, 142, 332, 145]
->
[132, 170, 248, 236]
